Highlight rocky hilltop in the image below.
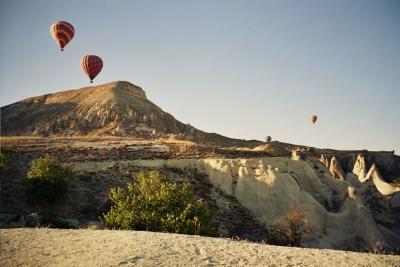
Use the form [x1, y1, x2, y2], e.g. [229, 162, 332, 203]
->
[0, 81, 256, 147]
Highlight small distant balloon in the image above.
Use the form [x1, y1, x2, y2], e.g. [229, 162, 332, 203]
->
[80, 55, 103, 83]
[309, 115, 318, 124]
[50, 21, 75, 51]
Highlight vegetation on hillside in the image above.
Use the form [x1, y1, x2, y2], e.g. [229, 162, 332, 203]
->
[0, 151, 8, 171]
[26, 155, 72, 204]
[0, 146, 15, 171]
[102, 171, 218, 236]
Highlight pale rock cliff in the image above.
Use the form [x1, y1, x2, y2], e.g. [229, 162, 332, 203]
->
[329, 156, 346, 180]
[353, 154, 369, 182]
[364, 164, 400, 196]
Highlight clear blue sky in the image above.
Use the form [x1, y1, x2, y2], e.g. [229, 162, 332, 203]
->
[1, 0, 399, 153]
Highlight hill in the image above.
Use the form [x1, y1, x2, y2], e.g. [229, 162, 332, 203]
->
[0, 81, 259, 147]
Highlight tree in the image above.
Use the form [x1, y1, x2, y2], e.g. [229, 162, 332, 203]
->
[269, 206, 312, 246]
[265, 136, 272, 143]
[102, 171, 217, 236]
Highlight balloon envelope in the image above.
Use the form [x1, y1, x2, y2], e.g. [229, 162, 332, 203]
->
[50, 21, 75, 51]
[80, 55, 103, 83]
[309, 115, 318, 124]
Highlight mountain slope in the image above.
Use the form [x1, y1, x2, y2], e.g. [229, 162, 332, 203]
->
[0, 81, 258, 146]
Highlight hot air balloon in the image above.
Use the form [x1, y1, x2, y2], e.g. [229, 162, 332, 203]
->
[309, 115, 318, 124]
[80, 55, 103, 83]
[50, 21, 75, 51]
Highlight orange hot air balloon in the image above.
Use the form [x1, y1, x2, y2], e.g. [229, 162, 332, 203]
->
[50, 21, 75, 51]
[80, 55, 103, 83]
[309, 115, 318, 124]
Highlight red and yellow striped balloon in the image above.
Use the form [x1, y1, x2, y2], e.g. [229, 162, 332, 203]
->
[80, 55, 103, 83]
[50, 21, 75, 51]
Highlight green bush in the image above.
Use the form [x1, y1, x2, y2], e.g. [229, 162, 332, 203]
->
[26, 156, 72, 204]
[0, 146, 15, 171]
[102, 171, 217, 236]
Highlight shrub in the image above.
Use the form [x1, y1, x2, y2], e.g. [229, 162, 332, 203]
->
[269, 206, 312, 247]
[0, 151, 8, 171]
[102, 171, 217, 236]
[366, 233, 386, 254]
[0, 146, 15, 171]
[26, 156, 72, 204]
[86, 223, 101, 230]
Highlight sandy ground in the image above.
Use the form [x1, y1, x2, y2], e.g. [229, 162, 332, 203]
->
[1, 229, 399, 267]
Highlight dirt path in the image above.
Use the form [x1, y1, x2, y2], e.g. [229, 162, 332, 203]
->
[1, 229, 399, 266]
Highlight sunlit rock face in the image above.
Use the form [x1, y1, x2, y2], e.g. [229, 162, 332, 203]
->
[319, 154, 330, 168]
[291, 149, 306, 160]
[364, 164, 400, 196]
[329, 156, 345, 180]
[353, 154, 368, 182]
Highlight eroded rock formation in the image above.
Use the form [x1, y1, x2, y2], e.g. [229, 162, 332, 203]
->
[329, 156, 346, 180]
[319, 154, 330, 168]
[365, 164, 400, 196]
[291, 149, 306, 160]
[353, 154, 368, 182]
